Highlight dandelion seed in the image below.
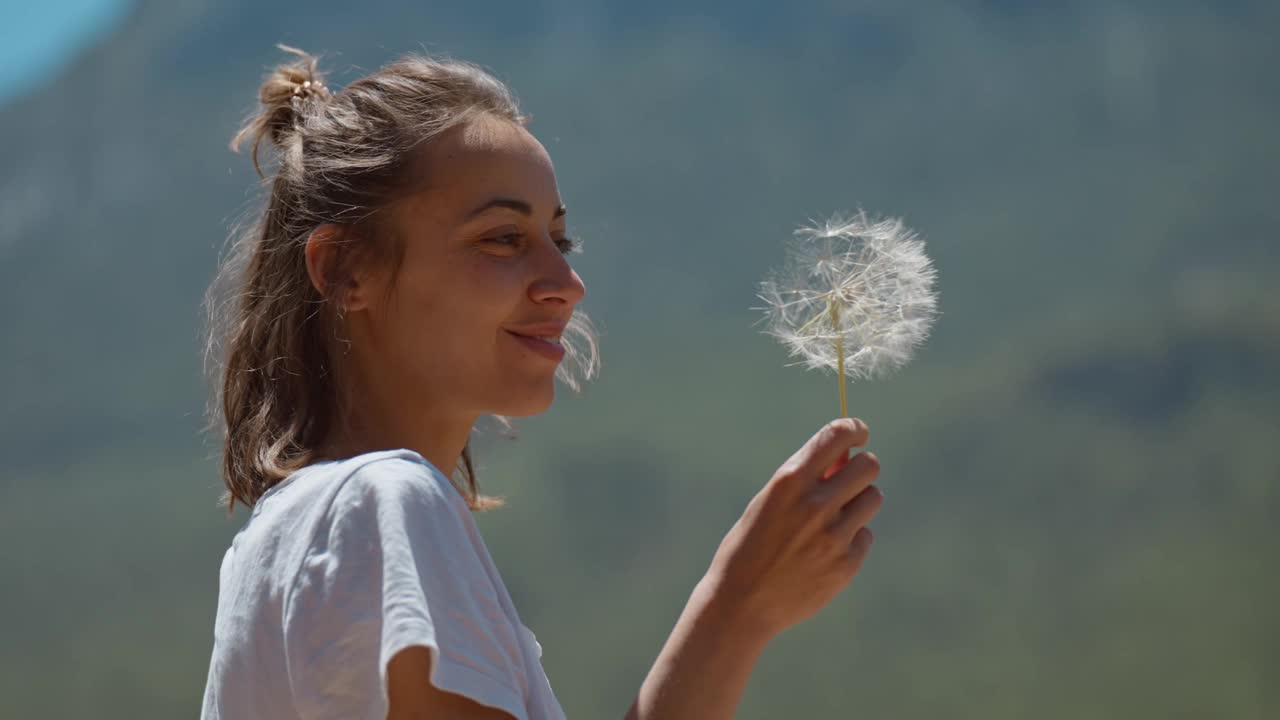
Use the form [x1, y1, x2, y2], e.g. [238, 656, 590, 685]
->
[754, 210, 939, 417]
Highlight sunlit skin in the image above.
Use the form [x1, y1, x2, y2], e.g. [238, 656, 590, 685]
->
[304, 114, 585, 476]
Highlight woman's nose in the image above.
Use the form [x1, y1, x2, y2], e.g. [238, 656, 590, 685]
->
[529, 239, 586, 306]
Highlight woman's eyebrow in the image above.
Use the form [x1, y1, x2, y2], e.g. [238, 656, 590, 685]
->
[465, 197, 567, 220]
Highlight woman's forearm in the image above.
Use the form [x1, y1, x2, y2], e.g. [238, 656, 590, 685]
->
[624, 576, 774, 720]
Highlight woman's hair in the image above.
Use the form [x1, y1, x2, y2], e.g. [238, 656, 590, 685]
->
[202, 45, 600, 513]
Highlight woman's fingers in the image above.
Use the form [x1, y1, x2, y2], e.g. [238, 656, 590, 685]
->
[842, 527, 875, 576]
[830, 485, 884, 545]
[708, 417, 884, 639]
[779, 418, 870, 488]
[822, 447, 851, 481]
[825, 451, 881, 507]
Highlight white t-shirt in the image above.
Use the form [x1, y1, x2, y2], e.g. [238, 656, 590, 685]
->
[200, 448, 566, 720]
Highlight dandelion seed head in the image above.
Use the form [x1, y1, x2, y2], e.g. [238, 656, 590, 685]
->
[755, 210, 939, 381]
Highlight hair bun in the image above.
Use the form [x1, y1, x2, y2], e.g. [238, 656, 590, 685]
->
[230, 44, 331, 178]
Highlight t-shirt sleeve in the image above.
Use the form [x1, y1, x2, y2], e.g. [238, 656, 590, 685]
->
[283, 456, 528, 720]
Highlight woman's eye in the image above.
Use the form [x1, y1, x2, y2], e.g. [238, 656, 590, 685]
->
[485, 233, 580, 256]
[555, 236, 580, 255]
[481, 233, 524, 252]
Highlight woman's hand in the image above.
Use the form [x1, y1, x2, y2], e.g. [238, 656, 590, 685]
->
[702, 417, 883, 641]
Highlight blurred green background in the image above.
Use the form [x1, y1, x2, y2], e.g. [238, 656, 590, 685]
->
[1, 0, 1276, 717]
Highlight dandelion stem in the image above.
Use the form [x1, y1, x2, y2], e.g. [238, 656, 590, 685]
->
[829, 297, 848, 418]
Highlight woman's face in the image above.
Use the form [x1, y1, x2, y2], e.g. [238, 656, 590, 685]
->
[350, 115, 585, 421]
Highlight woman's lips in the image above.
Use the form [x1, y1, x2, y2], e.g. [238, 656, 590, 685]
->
[506, 330, 566, 362]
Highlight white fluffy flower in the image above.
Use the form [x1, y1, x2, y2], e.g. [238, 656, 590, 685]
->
[756, 210, 939, 383]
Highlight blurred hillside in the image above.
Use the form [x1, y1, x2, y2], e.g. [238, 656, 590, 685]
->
[0, 1, 1276, 717]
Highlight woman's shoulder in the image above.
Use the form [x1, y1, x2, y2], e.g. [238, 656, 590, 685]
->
[276, 449, 481, 586]
[323, 448, 468, 516]
[249, 448, 468, 539]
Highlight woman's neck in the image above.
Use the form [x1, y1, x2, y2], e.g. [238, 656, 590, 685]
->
[320, 391, 477, 479]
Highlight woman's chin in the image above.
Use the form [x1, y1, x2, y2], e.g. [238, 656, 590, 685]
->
[495, 380, 556, 417]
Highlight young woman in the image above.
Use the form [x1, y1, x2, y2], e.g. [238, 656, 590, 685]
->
[200, 46, 884, 720]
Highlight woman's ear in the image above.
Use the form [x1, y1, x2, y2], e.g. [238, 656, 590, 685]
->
[305, 224, 372, 312]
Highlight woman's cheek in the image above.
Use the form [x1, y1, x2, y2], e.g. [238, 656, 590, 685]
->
[468, 260, 529, 306]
